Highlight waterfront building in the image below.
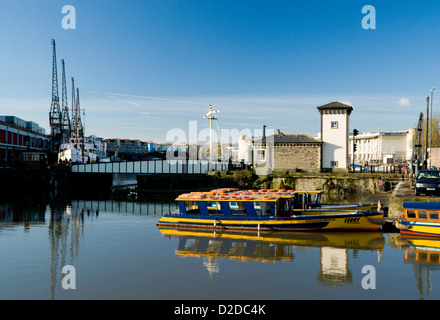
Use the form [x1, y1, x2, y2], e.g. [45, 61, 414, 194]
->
[237, 135, 252, 164]
[104, 138, 157, 158]
[0, 116, 49, 167]
[317, 101, 353, 172]
[349, 129, 415, 166]
[252, 134, 322, 175]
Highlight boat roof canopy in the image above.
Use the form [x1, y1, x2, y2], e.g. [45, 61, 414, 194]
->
[175, 188, 322, 202]
[403, 202, 440, 210]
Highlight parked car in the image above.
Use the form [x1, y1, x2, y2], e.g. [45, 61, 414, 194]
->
[415, 170, 440, 196]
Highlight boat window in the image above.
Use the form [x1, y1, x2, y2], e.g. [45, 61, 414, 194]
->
[254, 202, 271, 216]
[293, 194, 306, 209]
[306, 193, 319, 205]
[184, 201, 200, 214]
[206, 201, 222, 215]
[229, 201, 246, 215]
[418, 211, 428, 219]
[431, 253, 440, 263]
[278, 199, 291, 216]
[430, 211, 439, 220]
[253, 202, 262, 215]
[406, 210, 416, 218]
[279, 199, 290, 212]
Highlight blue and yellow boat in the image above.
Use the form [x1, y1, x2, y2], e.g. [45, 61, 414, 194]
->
[156, 188, 385, 232]
[395, 202, 440, 237]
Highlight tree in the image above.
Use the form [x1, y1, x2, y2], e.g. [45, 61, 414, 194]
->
[422, 113, 440, 148]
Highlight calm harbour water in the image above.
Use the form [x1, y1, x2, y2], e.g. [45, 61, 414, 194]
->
[1, 195, 440, 300]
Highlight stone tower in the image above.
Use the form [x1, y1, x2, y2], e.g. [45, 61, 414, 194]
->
[317, 102, 353, 172]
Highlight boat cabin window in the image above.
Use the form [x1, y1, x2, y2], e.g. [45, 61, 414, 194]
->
[278, 198, 291, 217]
[206, 201, 222, 215]
[306, 193, 320, 205]
[430, 211, 439, 220]
[253, 202, 271, 216]
[229, 202, 246, 215]
[293, 194, 305, 209]
[184, 201, 201, 214]
[418, 211, 428, 219]
[406, 210, 416, 218]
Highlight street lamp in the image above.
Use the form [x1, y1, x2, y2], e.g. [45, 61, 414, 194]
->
[430, 87, 435, 168]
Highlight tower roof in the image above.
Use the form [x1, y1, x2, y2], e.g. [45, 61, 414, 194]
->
[317, 101, 353, 114]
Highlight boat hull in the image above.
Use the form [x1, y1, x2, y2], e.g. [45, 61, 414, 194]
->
[157, 212, 384, 232]
[397, 221, 440, 237]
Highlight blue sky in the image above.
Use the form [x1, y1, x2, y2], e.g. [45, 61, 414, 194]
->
[1, 0, 440, 143]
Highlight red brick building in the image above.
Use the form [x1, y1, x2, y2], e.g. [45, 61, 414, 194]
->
[0, 116, 49, 167]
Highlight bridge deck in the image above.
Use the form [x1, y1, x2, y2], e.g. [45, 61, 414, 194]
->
[71, 159, 229, 174]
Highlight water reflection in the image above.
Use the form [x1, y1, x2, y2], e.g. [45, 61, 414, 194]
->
[4, 193, 440, 299]
[0, 202, 46, 225]
[158, 228, 385, 284]
[393, 235, 440, 299]
[46, 200, 177, 299]
[48, 206, 93, 299]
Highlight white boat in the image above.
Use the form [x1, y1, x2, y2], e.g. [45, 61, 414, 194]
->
[58, 137, 98, 164]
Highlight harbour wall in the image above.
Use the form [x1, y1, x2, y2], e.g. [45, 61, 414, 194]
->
[0, 167, 403, 201]
[136, 171, 403, 196]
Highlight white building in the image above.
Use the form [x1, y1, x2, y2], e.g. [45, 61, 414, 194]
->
[349, 129, 415, 166]
[317, 102, 353, 172]
[237, 135, 252, 164]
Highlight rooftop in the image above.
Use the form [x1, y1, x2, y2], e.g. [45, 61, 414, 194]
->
[317, 101, 353, 114]
[255, 134, 322, 144]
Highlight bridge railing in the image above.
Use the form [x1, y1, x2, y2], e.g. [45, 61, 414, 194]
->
[71, 159, 229, 174]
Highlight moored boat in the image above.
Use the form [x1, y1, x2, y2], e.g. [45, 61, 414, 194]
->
[58, 137, 98, 164]
[291, 190, 378, 212]
[395, 202, 440, 237]
[156, 188, 385, 232]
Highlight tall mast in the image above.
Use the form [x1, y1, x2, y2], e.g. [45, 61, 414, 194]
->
[204, 104, 219, 162]
[71, 77, 75, 137]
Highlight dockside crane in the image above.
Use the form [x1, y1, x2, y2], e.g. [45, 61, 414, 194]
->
[61, 59, 71, 140]
[49, 39, 63, 155]
[70, 88, 86, 160]
[70, 77, 84, 139]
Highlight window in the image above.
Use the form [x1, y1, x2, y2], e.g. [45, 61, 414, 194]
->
[330, 161, 338, 168]
[418, 211, 427, 219]
[331, 121, 338, 129]
[229, 202, 246, 215]
[256, 149, 266, 162]
[184, 201, 200, 214]
[253, 202, 271, 216]
[430, 211, 439, 220]
[407, 210, 416, 218]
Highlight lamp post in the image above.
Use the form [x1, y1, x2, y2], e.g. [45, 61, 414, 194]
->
[430, 87, 435, 169]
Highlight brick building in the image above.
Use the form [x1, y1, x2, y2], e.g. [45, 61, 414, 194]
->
[0, 116, 49, 167]
[253, 134, 322, 175]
